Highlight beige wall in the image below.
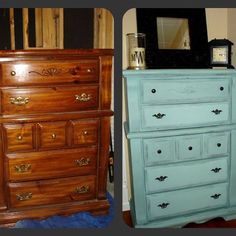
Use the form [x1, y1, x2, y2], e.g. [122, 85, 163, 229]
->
[122, 8, 236, 205]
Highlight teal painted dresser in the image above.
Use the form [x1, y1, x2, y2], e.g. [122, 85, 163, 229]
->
[123, 69, 236, 228]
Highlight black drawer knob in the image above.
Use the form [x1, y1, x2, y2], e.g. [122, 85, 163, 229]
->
[220, 87, 224, 91]
[212, 109, 222, 115]
[188, 146, 193, 151]
[211, 193, 221, 199]
[157, 149, 162, 154]
[158, 202, 170, 209]
[211, 167, 222, 173]
[153, 113, 166, 119]
[217, 143, 222, 147]
[155, 176, 168, 181]
[151, 89, 156, 93]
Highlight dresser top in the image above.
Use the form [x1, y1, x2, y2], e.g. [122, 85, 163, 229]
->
[123, 69, 236, 77]
[0, 49, 113, 61]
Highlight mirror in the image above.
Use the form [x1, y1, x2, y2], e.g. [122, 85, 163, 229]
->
[157, 17, 190, 49]
[136, 8, 209, 69]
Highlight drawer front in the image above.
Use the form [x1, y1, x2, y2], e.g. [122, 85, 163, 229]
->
[204, 132, 229, 157]
[142, 78, 230, 104]
[72, 119, 99, 146]
[144, 138, 175, 165]
[1, 60, 99, 85]
[1, 86, 99, 115]
[147, 183, 228, 220]
[38, 121, 66, 149]
[8, 176, 96, 208]
[7, 147, 97, 181]
[3, 124, 34, 152]
[142, 102, 229, 130]
[145, 157, 228, 193]
[178, 135, 201, 160]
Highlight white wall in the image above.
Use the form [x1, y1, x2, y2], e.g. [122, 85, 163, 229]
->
[122, 8, 236, 211]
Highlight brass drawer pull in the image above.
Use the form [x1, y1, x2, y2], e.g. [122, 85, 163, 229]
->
[75, 158, 90, 166]
[11, 71, 16, 76]
[16, 192, 33, 201]
[10, 97, 29, 105]
[75, 93, 92, 102]
[211, 193, 221, 199]
[211, 167, 222, 173]
[153, 113, 166, 119]
[14, 164, 31, 173]
[212, 109, 222, 115]
[17, 135, 23, 140]
[87, 68, 92, 73]
[75, 185, 90, 194]
[51, 133, 57, 139]
[158, 202, 170, 209]
[83, 131, 88, 135]
[155, 176, 168, 182]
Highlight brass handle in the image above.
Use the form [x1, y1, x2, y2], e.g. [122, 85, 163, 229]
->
[16, 192, 33, 201]
[83, 131, 88, 135]
[158, 202, 170, 209]
[75, 158, 90, 167]
[51, 133, 57, 139]
[14, 164, 31, 173]
[11, 71, 16, 76]
[86, 68, 92, 73]
[17, 135, 23, 140]
[155, 176, 168, 182]
[75, 185, 90, 194]
[153, 113, 166, 119]
[211, 193, 221, 199]
[211, 167, 222, 173]
[75, 93, 92, 102]
[10, 97, 29, 105]
[212, 109, 222, 115]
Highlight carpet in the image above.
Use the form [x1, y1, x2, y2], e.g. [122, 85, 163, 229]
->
[13, 192, 114, 228]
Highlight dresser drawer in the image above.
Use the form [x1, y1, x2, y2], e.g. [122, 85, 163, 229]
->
[178, 135, 202, 160]
[141, 78, 230, 104]
[147, 183, 228, 220]
[3, 123, 35, 152]
[142, 102, 229, 130]
[143, 138, 175, 165]
[1, 86, 99, 115]
[8, 176, 96, 208]
[7, 147, 97, 181]
[145, 157, 228, 193]
[204, 132, 229, 157]
[71, 119, 99, 146]
[1, 60, 99, 86]
[38, 121, 67, 149]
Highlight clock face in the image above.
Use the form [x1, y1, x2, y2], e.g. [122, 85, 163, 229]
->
[212, 46, 228, 64]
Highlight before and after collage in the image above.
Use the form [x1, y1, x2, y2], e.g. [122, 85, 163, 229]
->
[1, 2, 236, 233]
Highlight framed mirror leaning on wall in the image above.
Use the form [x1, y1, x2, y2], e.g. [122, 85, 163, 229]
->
[136, 8, 210, 69]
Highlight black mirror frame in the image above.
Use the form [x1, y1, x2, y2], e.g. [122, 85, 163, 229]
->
[136, 8, 210, 69]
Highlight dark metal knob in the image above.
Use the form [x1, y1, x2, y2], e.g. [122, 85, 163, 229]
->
[153, 113, 166, 119]
[220, 87, 224, 91]
[188, 146, 193, 151]
[211, 193, 221, 199]
[156, 176, 168, 182]
[158, 203, 170, 209]
[151, 89, 156, 93]
[217, 143, 221, 147]
[157, 149, 162, 154]
[211, 167, 222, 173]
[212, 109, 222, 115]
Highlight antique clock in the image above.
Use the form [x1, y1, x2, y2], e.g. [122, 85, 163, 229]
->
[209, 38, 234, 68]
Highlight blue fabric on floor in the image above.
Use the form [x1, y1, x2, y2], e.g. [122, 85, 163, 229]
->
[14, 192, 114, 228]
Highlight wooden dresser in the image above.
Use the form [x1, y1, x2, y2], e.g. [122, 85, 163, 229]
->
[0, 49, 113, 226]
[124, 69, 236, 228]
